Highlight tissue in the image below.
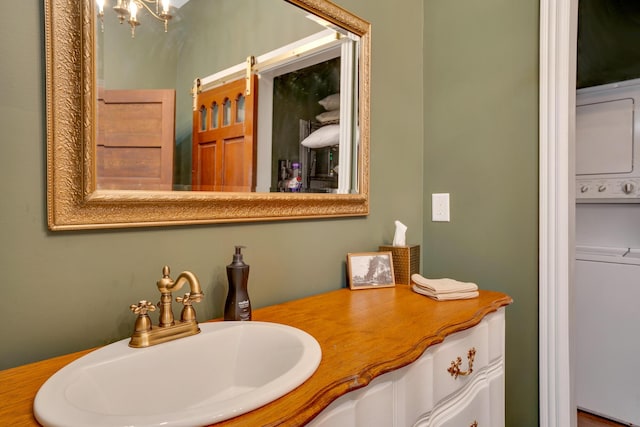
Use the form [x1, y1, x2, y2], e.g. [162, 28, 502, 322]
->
[392, 220, 407, 246]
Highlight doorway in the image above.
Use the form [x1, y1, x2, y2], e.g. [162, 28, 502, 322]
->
[540, 1, 640, 426]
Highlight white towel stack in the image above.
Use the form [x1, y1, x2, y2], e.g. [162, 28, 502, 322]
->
[410, 274, 479, 301]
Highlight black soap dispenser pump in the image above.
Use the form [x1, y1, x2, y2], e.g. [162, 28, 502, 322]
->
[224, 246, 251, 321]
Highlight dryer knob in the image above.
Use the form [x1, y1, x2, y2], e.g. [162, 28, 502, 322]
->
[580, 185, 589, 193]
[623, 183, 634, 194]
[598, 185, 607, 193]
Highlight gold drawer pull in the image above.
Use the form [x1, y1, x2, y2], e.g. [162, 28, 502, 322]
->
[471, 421, 478, 427]
[447, 347, 476, 379]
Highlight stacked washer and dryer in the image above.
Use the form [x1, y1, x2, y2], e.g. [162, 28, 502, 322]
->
[575, 78, 640, 426]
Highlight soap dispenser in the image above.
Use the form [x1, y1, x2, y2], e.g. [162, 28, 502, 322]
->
[224, 246, 251, 321]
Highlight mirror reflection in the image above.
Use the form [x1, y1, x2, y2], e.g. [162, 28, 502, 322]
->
[96, 0, 360, 194]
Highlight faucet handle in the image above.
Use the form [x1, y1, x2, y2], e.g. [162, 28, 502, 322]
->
[176, 293, 201, 322]
[176, 292, 202, 305]
[130, 300, 156, 315]
[130, 300, 156, 333]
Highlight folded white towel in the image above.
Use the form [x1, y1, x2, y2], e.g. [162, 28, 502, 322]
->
[411, 284, 479, 301]
[411, 274, 478, 294]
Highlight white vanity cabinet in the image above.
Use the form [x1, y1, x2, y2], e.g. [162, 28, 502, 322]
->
[309, 308, 506, 427]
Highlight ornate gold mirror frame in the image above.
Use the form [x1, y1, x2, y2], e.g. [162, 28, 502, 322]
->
[45, 0, 370, 230]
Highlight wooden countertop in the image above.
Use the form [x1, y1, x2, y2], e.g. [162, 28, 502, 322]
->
[0, 285, 511, 426]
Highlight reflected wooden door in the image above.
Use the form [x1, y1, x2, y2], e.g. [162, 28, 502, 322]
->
[192, 75, 258, 192]
[97, 89, 175, 190]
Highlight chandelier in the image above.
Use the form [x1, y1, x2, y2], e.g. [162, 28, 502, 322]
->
[97, 0, 173, 38]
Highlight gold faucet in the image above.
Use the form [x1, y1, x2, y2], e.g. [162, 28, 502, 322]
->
[129, 266, 204, 348]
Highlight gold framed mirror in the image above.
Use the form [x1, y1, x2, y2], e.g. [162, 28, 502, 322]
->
[45, 0, 370, 230]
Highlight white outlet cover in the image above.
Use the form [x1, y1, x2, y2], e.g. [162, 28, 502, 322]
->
[432, 193, 450, 222]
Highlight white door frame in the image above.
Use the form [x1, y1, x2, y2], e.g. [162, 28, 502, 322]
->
[539, 0, 578, 426]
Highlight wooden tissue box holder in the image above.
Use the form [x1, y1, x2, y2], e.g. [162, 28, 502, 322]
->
[379, 244, 420, 285]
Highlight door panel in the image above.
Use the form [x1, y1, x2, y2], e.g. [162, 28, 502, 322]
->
[97, 89, 175, 190]
[195, 141, 219, 191]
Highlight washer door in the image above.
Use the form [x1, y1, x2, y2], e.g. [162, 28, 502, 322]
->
[575, 259, 640, 424]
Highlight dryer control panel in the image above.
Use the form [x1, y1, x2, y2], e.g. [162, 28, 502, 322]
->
[577, 178, 640, 201]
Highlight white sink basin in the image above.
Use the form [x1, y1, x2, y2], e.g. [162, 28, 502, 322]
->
[34, 321, 321, 427]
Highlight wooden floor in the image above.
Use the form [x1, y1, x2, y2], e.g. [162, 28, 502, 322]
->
[578, 410, 630, 427]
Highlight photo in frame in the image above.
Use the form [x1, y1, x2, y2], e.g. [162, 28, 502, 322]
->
[347, 252, 396, 289]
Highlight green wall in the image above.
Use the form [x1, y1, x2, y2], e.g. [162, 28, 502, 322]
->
[0, 0, 539, 425]
[423, 0, 539, 425]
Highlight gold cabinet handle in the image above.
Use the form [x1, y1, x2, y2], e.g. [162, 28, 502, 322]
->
[470, 421, 478, 427]
[447, 347, 476, 379]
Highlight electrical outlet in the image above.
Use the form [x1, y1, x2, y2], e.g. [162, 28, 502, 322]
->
[432, 193, 450, 222]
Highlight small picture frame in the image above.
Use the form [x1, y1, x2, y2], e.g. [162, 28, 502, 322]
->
[347, 251, 396, 290]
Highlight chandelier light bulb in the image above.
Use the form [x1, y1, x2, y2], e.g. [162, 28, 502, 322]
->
[129, 1, 138, 20]
[96, 0, 105, 32]
[128, 1, 140, 38]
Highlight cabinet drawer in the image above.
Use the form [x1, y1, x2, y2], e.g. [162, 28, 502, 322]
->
[432, 319, 489, 403]
[414, 372, 492, 427]
[395, 350, 435, 425]
[436, 382, 491, 427]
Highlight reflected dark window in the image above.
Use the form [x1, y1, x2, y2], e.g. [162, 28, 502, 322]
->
[199, 105, 206, 131]
[223, 98, 231, 126]
[211, 102, 219, 129]
[236, 93, 245, 123]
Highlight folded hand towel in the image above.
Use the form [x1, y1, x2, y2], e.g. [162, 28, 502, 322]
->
[411, 284, 479, 301]
[411, 274, 478, 294]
